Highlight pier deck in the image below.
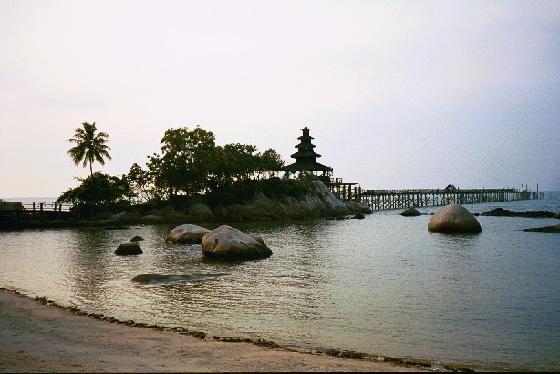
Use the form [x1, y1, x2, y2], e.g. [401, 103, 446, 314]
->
[329, 180, 543, 211]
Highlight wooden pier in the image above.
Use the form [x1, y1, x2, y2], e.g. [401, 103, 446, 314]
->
[329, 179, 544, 211]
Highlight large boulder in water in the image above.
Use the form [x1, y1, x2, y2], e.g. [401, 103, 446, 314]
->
[201, 225, 272, 260]
[428, 204, 482, 233]
[166, 224, 211, 244]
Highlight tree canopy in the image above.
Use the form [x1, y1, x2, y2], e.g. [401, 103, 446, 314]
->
[57, 172, 132, 207]
[138, 126, 285, 200]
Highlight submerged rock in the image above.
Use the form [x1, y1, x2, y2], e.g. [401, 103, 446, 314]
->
[166, 224, 211, 244]
[115, 242, 142, 255]
[202, 225, 272, 260]
[130, 235, 144, 242]
[428, 204, 482, 233]
[523, 224, 560, 233]
[132, 273, 227, 284]
[481, 208, 558, 219]
[400, 207, 421, 217]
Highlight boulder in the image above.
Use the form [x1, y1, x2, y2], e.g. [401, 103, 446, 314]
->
[353, 212, 365, 219]
[428, 204, 482, 233]
[115, 242, 142, 256]
[201, 225, 272, 260]
[166, 224, 211, 244]
[130, 236, 144, 242]
[400, 207, 421, 217]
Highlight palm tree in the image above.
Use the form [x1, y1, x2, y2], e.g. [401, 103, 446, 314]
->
[67, 122, 111, 175]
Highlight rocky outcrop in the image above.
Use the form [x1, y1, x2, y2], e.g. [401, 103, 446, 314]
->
[313, 181, 348, 210]
[201, 225, 272, 260]
[523, 224, 560, 233]
[481, 208, 558, 219]
[166, 224, 211, 244]
[210, 181, 371, 222]
[428, 204, 482, 233]
[346, 200, 373, 214]
[115, 242, 142, 255]
[400, 208, 421, 217]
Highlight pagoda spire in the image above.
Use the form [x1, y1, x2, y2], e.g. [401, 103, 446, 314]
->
[284, 126, 332, 173]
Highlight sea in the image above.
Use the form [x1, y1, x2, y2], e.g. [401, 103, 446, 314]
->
[1, 193, 559, 371]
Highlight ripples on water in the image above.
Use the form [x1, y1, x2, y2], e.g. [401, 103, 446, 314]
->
[1, 197, 559, 370]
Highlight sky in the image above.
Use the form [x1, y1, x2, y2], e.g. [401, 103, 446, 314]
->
[1, 0, 559, 197]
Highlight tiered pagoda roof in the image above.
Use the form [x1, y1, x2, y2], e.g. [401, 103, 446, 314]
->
[284, 127, 332, 172]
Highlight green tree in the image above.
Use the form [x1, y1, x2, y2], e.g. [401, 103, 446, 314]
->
[67, 122, 111, 175]
[257, 148, 284, 179]
[57, 172, 133, 210]
[127, 162, 163, 202]
[147, 127, 216, 197]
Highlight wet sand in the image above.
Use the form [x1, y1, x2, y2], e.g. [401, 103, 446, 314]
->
[0, 290, 420, 372]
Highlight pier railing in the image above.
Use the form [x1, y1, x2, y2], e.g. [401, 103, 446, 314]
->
[328, 179, 543, 211]
[360, 189, 541, 211]
[21, 202, 73, 213]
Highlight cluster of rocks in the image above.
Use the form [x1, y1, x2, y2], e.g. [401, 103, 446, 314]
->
[399, 203, 558, 234]
[117, 222, 273, 261]
[166, 223, 272, 261]
[398, 204, 482, 233]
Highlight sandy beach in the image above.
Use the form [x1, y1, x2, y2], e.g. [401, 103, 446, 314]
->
[0, 290, 422, 372]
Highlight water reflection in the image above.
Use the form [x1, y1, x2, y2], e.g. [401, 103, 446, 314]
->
[0, 204, 559, 370]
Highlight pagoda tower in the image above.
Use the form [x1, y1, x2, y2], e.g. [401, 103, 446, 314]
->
[284, 127, 332, 174]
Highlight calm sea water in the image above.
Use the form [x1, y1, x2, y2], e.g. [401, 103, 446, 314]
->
[1, 195, 559, 370]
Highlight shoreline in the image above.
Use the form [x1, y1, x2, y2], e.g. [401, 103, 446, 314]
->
[0, 287, 443, 372]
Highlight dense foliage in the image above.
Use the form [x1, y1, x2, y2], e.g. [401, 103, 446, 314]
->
[57, 173, 133, 208]
[130, 126, 285, 201]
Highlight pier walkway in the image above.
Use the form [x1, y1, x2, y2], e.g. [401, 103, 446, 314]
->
[329, 179, 543, 211]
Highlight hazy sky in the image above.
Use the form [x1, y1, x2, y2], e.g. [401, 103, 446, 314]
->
[1, 0, 559, 197]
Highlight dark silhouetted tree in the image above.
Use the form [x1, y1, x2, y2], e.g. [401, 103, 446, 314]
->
[67, 122, 111, 175]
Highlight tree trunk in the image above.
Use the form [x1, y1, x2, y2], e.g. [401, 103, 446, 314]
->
[89, 159, 93, 175]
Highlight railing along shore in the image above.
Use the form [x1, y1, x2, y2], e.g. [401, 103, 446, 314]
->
[0, 202, 73, 214]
